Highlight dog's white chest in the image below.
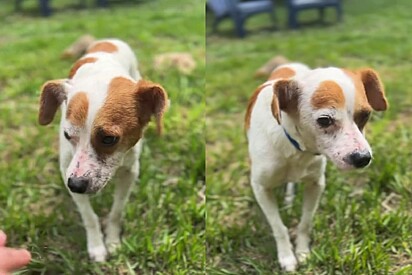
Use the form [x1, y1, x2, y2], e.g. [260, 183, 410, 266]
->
[281, 154, 324, 183]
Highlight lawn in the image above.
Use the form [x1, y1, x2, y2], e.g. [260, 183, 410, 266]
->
[206, 0, 412, 274]
[0, 0, 205, 274]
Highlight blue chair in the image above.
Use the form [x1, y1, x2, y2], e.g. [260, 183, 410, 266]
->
[207, 0, 276, 38]
[15, 0, 107, 17]
[15, 0, 51, 16]
[286, 0, 342, 29]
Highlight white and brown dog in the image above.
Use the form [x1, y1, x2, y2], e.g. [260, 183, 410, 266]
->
[38, 39, 168, 261]
[245, 62, 387, 271]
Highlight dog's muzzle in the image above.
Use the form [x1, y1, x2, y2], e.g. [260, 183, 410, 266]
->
[68, 176, 90, 193]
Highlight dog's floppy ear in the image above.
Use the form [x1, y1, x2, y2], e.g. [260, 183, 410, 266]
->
[271, 80, 300, 124]
[135, 80, 168, 134]
[358, 68, 388, 111]
[39, 79, 69, 125]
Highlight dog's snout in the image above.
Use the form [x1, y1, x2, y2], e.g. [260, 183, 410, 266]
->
[68, 176, 90, 193]
[349, 151, 371, 168]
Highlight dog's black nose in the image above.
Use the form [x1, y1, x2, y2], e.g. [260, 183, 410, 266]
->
[68, 176, 89, 193]
[349, 151, 371, 168]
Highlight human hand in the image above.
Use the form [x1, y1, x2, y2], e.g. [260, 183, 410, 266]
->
[0, 231, 31, 275]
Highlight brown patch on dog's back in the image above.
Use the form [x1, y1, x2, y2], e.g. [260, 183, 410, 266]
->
[245, 83, 272, 130]
[69, 57, 97, 78]
[66, 92, 89, 127]
[268, 67, 295, 81]
[87, 41, 118, 54]
[311, 80, 345, 109]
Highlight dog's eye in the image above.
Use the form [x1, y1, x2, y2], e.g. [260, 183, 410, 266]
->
[317, 116, 334, 128]
[101, 136, 119, 146]
[64, 131, 71, 140]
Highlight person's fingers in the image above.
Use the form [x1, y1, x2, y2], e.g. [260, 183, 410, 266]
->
[0, 247, 31, 272]
[0, 231, 6, 247]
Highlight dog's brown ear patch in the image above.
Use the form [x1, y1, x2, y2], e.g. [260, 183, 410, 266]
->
[311, 80, 345, 110]
[358, 68, 388, 111]
[39, 80, 67, 125]
[66, 92, 89, 127]
[135, 80, 168, 135]
[69, 57, 97, 78]
[244, 80, 299, 129]
[271, 92, 281, 124]
[268, 67, 295, 81]
[87, 41, 118, 54]
[272, 80, 300, 123]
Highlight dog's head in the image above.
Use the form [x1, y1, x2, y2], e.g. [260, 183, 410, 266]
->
[271, 67, 387, 170]
[38, 77, 167, 193]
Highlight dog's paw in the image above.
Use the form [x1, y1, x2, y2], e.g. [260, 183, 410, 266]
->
[279, 254, 298, 272]
[105, 237, 121, 254]
[295, 249, 310, 263]
[295, 234, 310, 263]
[104, 221, 122, 254]
[88, 245, 108, 262]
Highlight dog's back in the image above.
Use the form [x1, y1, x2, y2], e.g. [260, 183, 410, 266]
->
[69, 39, 140, 82]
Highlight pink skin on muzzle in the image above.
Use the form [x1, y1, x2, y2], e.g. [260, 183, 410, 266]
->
[66, 150, 97, 179]
[323, 126, 372, 170]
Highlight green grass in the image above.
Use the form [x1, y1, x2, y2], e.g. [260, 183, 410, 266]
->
[2, 0, 412, 274]
[0, 0, 205, 274]
[206, 0, 412, 274]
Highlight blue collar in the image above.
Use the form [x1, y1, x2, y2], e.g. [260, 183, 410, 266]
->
[283, 128, 302, 151]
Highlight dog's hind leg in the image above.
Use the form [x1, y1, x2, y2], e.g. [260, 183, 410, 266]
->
[284, 182, 295, 208]
[105, 165, 138, 253]
[295, 174, 325, 263]
[252, 180, 297, 272]
[71, 193, 107, 262]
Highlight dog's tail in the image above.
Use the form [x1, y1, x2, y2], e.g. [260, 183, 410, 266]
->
[61, 34, 96, 59]
[254, 55, 290, 78]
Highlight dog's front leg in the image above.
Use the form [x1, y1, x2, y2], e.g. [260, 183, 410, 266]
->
[104, 166, 137, 253]
[295, 174, 325, 263]
[70, 193, 107, 262]
[252, 180, 297, 272]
